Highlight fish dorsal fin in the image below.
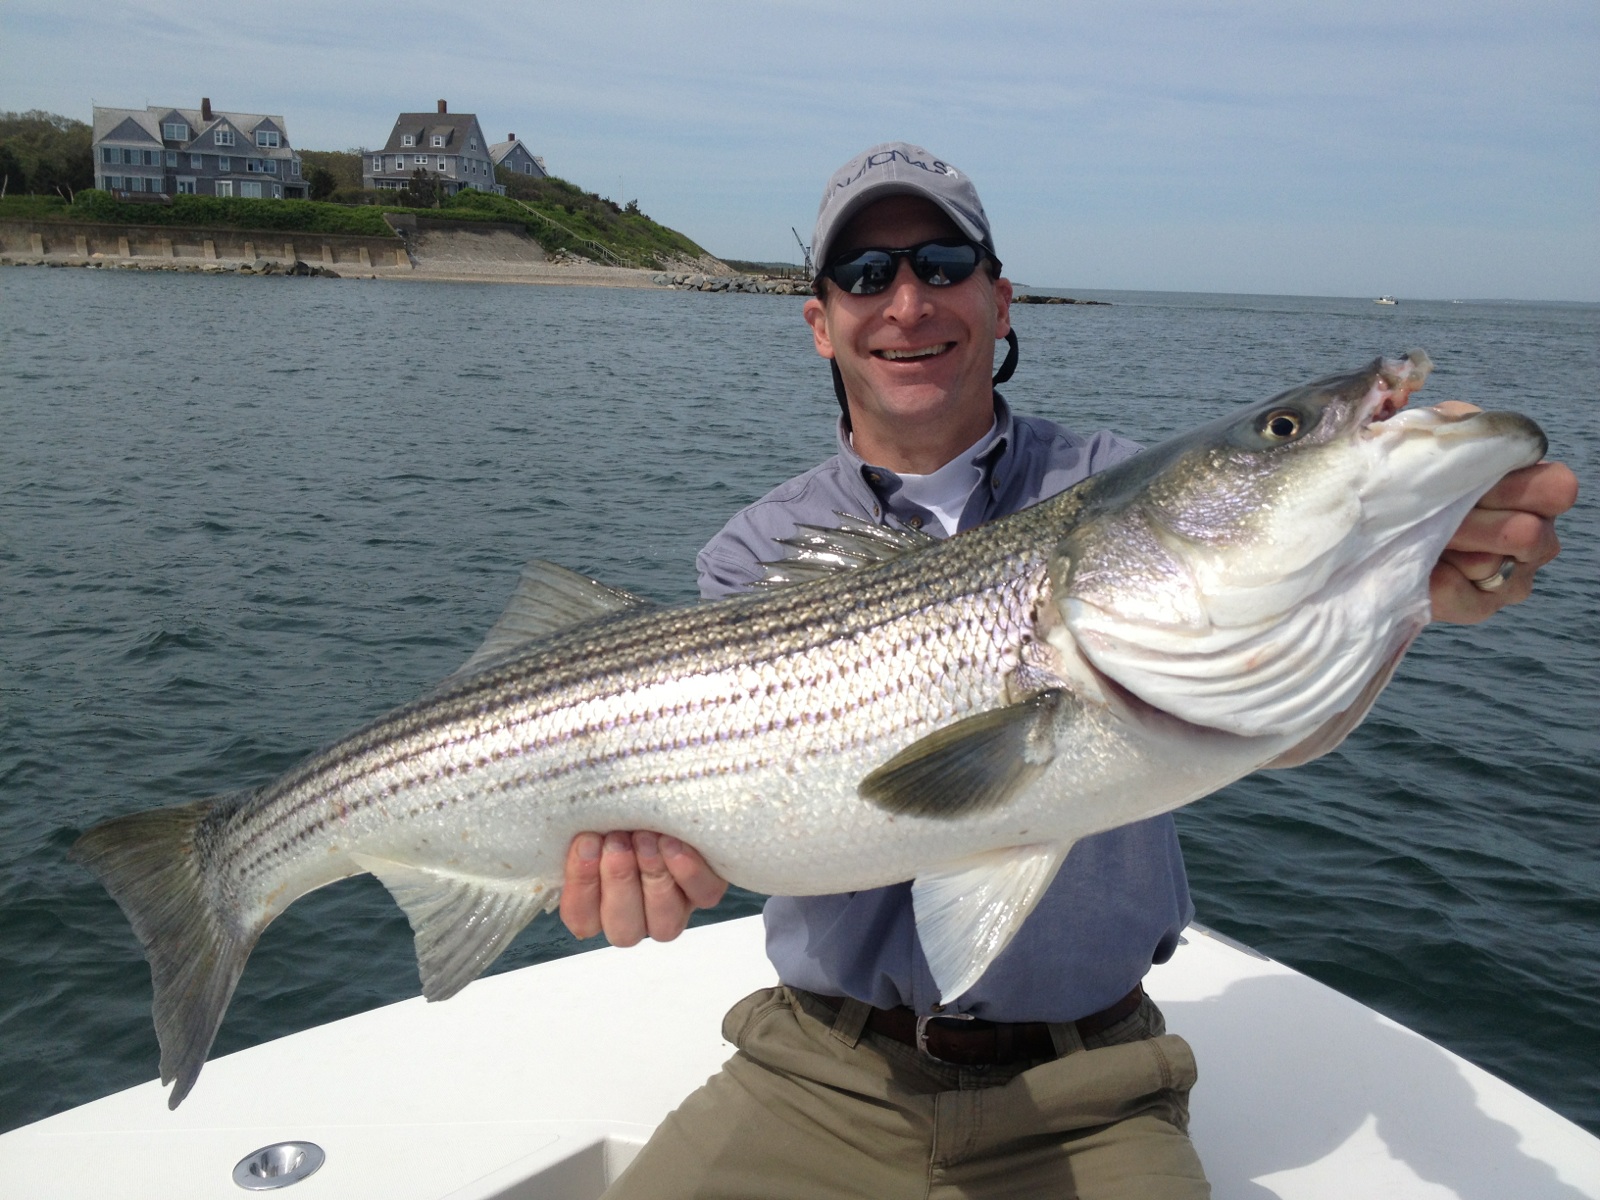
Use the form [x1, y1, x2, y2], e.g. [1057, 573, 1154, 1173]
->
[858, 690, 1068, 818]
[349, 854, 559, 1001]
[754, 513, 936, 587]
[913, 844, 1071, 1001]
[450, 560, 654, 680]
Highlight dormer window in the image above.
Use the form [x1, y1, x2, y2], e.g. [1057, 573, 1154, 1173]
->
[214, 128, 234, 147]
[402, 134, 415, 147]
[162, 122, 189, 141]
[255, 129, 280, 148]
[431, 135, 444, 147]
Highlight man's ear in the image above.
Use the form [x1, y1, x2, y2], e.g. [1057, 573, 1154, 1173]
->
[993, 276, 1014, 341]
[803, 297, 835, 359]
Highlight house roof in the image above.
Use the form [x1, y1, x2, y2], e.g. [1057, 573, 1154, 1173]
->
[379, 113, 488, 155]
[91, 105, 295, 159]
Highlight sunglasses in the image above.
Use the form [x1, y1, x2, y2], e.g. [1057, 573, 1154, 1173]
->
[819, 238, 1000, 296]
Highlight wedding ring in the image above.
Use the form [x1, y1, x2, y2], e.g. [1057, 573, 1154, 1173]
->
[1472, 556, 1517, 592]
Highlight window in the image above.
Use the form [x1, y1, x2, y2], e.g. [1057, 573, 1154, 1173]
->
[240, 181, 262, 198]
[218, 156, 231, 172]
[523, 161, 534, 174]
[246, 159, 261, 172]
[101, 146, 115, 164]
[402, 134, 415, 147]
[177, 178, 196, 194]
[393, 156, 403, 171]
[163, 122, 189, 141]
[215, 128, 234, 147]
[122, 147, 136, 164]
[469, 138, 477, 150]
[255, 129, 280, 148]
[265, 159, 277, 174]
[273, 185, 281, 198]
[431, 135, 444, 147]
[106, 175, 122, 190]
[126, 177, 143, 193]
[215, 179, 233, 197]
[190, 153, 203, 169]
[415, 154, 428, 166]
[437, 156, 446, 170]
[165, 151, 177, 167]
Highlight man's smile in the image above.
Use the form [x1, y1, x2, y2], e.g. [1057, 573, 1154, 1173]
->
[874, 343, 956, 361]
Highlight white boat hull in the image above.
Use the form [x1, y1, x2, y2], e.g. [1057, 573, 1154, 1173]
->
[2, 916, 1596, 1199]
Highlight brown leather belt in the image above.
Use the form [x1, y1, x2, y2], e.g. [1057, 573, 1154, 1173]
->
[810, 984, 1145, 1067]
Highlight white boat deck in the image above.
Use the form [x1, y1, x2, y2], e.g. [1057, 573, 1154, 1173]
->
[2, 916, 1597, 1198]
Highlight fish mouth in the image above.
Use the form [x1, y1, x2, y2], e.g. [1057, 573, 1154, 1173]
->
[874, 342, 955, 362]
[1358, 351, 1433, 433]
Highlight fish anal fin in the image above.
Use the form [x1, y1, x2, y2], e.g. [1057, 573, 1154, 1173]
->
[449, 560, 654, 681]
[350, 854, 557, 1001]
[859, 689, 1068, 818]
[69, 796, 259, 1109]
[913, 844, 1070, 1001]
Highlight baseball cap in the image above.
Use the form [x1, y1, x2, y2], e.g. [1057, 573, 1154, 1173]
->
[811, 142, 994, 273]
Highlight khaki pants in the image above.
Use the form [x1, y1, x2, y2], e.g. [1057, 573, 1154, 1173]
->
[604, 986, 1209, 1199]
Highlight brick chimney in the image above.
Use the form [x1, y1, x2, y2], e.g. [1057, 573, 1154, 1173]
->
[508, 133, 515, 142]
[437, 99, 447, 114]
[201, 97, 213, 121]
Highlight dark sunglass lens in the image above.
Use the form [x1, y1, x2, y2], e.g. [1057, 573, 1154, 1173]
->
[839, 251, 894, 295]
[912, 242, 980, 286]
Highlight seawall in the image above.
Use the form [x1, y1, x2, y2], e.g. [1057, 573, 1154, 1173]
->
[0, 219, 410, 275]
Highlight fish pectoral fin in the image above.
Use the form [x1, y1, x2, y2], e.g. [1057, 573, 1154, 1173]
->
[912, 843, 1071, 1001]
[446, 559, 655, 682]
[349, 854, 559, 1001]
[858, 689, 1067, 818]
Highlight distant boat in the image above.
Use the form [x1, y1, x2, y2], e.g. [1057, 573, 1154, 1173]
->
[1375, 296, 1398, 305]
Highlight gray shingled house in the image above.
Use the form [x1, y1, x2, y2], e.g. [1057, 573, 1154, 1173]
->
[365, 101, 504, 196]
[489, 133, 548, 180]
[92, 100, 306, 199]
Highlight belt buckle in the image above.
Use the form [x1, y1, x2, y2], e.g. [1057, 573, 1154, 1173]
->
[915, 1011, 975, 1060]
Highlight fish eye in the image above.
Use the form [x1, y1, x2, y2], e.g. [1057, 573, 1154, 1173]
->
[1260, 409, 1303, 441]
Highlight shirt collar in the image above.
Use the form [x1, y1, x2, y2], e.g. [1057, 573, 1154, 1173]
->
[835, 393, 1018, 529]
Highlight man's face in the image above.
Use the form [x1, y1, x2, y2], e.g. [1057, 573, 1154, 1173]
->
[803, 195, 1012, 465]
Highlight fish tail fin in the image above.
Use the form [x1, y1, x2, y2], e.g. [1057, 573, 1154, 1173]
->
[69, 795, 258, 1109]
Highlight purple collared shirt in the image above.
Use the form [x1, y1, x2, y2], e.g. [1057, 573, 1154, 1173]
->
[695, 396, 1193, 1023]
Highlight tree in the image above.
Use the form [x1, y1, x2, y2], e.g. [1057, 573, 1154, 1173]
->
[403, 167, 444, 208]
[307, 166, 337, 201]
[0, 111, 93, 196]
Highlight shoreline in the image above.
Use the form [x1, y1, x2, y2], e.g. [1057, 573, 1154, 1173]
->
[0, 253, 813, 293]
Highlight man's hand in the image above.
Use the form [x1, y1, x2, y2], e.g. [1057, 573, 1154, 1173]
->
[559, 831, 729, 946]
[1431, 457, 1577, 624]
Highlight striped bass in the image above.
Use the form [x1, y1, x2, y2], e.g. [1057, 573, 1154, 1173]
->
[71, 351, 1546, 1108]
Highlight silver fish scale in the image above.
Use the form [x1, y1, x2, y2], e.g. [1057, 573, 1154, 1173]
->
[206, 503, 1068, 904]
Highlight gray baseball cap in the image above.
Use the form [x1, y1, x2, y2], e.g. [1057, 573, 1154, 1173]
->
[810, 142, 994, 273]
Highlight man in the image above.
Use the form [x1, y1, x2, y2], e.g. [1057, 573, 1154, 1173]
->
[561, 144, 1576, 1197]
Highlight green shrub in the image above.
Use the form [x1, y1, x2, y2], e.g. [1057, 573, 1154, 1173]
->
[61, 190, 396, 235]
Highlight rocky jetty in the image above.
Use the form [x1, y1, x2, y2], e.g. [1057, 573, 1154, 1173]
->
[652, 271, 809, 295]
[1013, 294, 1111, 305]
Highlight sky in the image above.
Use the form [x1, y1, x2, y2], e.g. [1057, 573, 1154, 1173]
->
[3, 0, 1596, 300]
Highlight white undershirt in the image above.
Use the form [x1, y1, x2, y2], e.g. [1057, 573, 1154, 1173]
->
[892, 419, 1000, 536]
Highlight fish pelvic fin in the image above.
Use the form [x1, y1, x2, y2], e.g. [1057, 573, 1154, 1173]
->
[69, 796, 258, 1110]
[858, 689, 1067, 818]
[913, 844, 1071, 1001]
[349, 855, 558, 1001]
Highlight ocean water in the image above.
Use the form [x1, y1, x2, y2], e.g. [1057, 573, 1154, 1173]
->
[0, 267, 1596, 1139]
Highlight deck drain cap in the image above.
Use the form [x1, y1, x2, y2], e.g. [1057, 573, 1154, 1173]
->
[233, 1141, 326, 1190]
